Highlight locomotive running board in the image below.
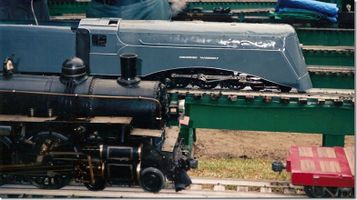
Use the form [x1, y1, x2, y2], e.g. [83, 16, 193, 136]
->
[130, 128, 163, 138]
[0, 115, 133, 124]
[0, 115, 57, 122]
[162, 126, 180, 153]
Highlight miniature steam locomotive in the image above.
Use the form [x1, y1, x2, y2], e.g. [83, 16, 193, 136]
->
[0, 18, 312, 92]
[0, 55, 197, 192]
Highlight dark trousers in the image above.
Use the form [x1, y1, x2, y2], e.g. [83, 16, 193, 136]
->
[86, 0, 172, 20]
[0, 0, 49, 21]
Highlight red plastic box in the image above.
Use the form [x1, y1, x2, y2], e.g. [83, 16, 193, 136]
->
[286, 146, 355, 188]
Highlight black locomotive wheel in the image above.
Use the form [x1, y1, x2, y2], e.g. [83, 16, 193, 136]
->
[84, 176, 106, 191]
[30, 132, 72, 189]
[30, 175, 72, 189]
[304, 186, 329, 198]
[227, 81, 245, 90]
[140, 167, 165, 193]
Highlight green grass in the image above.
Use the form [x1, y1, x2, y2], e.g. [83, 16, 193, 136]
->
[188, 158, 290, 181]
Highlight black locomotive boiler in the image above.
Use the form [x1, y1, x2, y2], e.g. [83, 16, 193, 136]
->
[0, 54, 197, 193]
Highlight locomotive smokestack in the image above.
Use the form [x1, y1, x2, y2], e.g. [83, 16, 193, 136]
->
[118, 53, 140, 86]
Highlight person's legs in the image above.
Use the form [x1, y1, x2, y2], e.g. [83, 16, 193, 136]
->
[142, 0, 172, 20]
[34, 0, 50, 21]
[87, 0, 172, 20]
[7, 0, 32, 20]
[0, 1, 10, 20]
[0, 0, 49, 21]
[120, 0, 171, 20]
[86, 1, 123, 18]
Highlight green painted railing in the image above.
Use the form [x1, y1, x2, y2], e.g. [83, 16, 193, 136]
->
[296, 28, 354, 46]
[303, 50, 354, 66]
[177, 93, 354, 151]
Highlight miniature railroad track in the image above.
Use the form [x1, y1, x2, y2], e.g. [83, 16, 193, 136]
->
[189, 177, 304, 194]
[230, 8, 274, 14]
[169, 88, 355, 103]
[302, 45, 354, 53]
[173, 87, 353, 147]
[295, 27, 354, 46]
[302, 45, 354, 66]
[307, 66, 354, 89]
[308, 66, 354, 73]
[0, 178, 305, 198]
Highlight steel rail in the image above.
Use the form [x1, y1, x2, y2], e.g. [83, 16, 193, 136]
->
[307, 66, 354, 89]
[302, 45, 354, 52]
[0, 177, 305, 198]
[168, 88, 355, 102]
[189, 177, 304, 194]
[308, 66, 354, 74]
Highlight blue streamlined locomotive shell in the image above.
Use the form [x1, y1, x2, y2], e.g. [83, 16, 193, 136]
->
[0, 18, 312, 91]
